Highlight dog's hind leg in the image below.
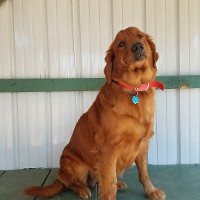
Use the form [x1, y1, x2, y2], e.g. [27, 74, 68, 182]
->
[117, 181, 127, 190]
[57, 159, 91, 199]
[70, 185, 91, 199]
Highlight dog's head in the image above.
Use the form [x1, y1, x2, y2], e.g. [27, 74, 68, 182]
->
[104, 27, 159, 86]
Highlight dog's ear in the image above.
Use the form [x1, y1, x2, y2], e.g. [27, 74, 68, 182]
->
[104, 48, 114, 83]
[146, 35, 159, 68]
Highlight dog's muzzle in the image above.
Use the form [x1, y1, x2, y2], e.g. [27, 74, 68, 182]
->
[132, 42, 146, 61]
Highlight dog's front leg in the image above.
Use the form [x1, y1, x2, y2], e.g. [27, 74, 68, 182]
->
[96, 157, 117, 200]
[135, 135, 166, 200]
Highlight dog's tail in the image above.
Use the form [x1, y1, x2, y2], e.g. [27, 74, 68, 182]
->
[24, 179, 65, 198]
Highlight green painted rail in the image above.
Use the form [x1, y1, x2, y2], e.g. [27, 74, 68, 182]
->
[0, 75, 200, 93]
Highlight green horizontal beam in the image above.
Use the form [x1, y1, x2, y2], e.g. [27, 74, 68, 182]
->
[0, 75, 200, 93]
[155, 75, 200, 89]
[0, 78, 104, 92]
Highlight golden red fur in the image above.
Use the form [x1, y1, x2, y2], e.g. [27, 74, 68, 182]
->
[25, 27, 165, 200]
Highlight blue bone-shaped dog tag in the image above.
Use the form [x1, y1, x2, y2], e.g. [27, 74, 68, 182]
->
[132, 96, 139, 104]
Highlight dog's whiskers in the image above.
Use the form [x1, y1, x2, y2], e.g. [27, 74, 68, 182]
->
[121, 57, 128, 66]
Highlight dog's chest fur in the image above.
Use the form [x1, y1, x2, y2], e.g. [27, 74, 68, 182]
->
[97, 84, 155, 171]
[100, 83, 155, 125]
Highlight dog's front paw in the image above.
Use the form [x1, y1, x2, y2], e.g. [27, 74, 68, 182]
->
[147, 189, 166, 200]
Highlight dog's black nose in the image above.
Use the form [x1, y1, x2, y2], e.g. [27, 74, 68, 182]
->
[132, 42, 144, 53]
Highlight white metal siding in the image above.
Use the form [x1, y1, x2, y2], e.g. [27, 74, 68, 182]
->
[0, 0, 200, 169]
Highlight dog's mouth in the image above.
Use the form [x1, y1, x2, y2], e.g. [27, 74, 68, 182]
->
[134, 53, 146, 61]
[121, 52, 147, 68]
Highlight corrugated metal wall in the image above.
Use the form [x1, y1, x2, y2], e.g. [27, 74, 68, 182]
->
[0, 0, 200, 170]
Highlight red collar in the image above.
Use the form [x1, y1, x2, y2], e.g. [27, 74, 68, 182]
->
[116, 80, 165, 92]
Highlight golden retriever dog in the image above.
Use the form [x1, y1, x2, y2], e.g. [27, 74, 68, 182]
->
[25, 27, 166, 200]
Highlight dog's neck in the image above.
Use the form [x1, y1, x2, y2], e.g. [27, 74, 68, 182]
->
[113, 80, 165, 93]
[111, 80, 165, 104]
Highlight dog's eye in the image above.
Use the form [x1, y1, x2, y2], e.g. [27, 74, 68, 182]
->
[137, 33, 143, 38]
[118, 41, 125, 47]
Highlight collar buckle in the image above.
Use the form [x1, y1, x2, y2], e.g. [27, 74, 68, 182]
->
[135, 83, 150, 92]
